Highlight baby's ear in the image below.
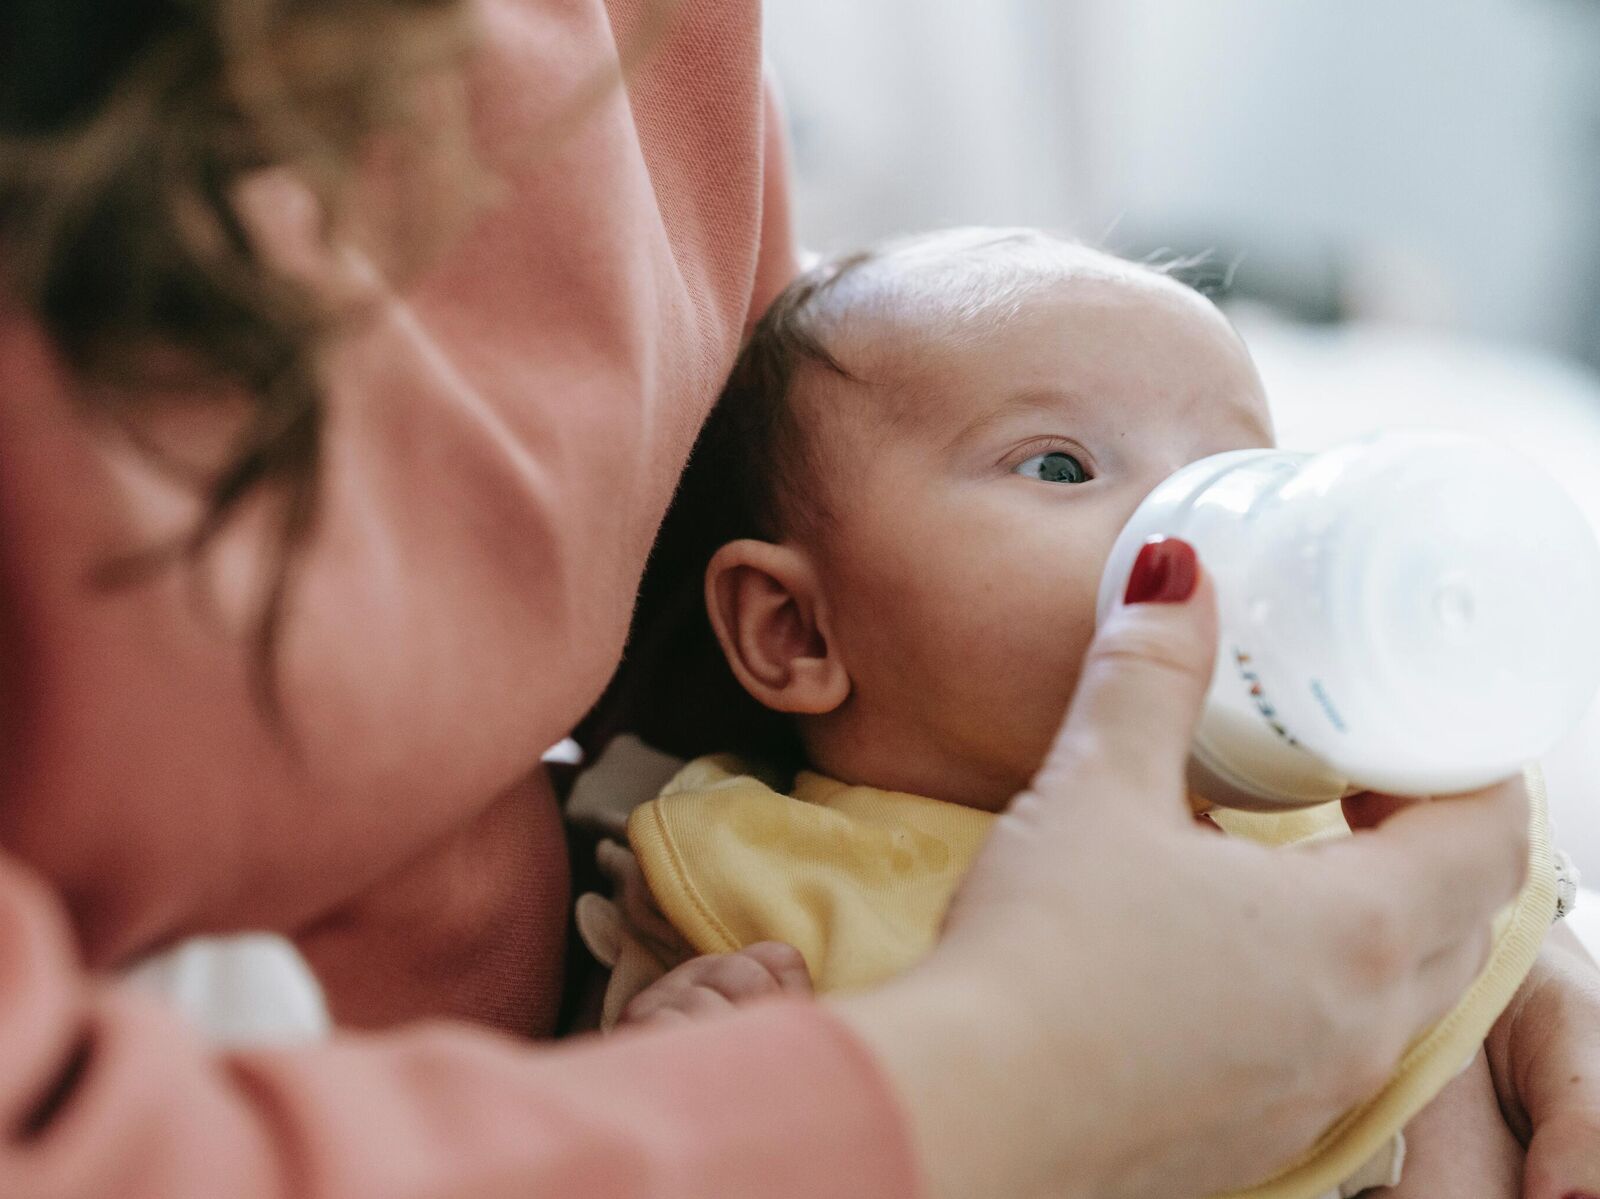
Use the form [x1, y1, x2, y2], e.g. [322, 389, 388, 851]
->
[705, 540, 850, 716]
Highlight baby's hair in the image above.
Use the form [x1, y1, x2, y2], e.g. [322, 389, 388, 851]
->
[577, 254, 877, 767]
[694, 250, 869, 542]
[583, 227, 1204, 763]
[576, 246, 896, 766]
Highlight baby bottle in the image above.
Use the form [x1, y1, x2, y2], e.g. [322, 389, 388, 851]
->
[1095, 430, 1600, 810]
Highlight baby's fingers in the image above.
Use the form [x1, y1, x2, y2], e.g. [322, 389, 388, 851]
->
[622, 944, 812, 1026]
[683, 942, 811, 1003]
[737, 941, 814, 995]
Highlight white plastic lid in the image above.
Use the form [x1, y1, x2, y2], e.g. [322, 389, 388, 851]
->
[1098, 431, 1600, 803]
[1282, 430, 1600, 792]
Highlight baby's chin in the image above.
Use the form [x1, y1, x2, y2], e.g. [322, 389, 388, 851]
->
[929, 777, 1214, 817]
[955, 745, 1217, 817]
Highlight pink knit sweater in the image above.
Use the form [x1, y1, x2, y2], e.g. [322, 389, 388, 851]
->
[0, 1, 919, 1194]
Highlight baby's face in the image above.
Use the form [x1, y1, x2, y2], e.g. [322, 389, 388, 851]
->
[798, 262, 1273, 808]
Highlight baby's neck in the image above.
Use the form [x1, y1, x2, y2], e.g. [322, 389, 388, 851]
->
[799, 717, 1022, 813]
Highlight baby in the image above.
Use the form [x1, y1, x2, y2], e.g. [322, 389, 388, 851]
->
[577, 229, 1532, 1197]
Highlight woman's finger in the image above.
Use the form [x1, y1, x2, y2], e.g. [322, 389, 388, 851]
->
[1340, 790, 1413, 830]
[1408, 923, 1497, 1032]
[1316, 775, 1528, 963]
[1034, 539, 1217, 824]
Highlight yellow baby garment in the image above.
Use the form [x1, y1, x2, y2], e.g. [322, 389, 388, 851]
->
[628, 756, 1557, 1199]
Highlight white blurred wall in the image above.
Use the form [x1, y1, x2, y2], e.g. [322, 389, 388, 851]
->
[764, 0, 1092, 246]
[1074, 0, 1599, 356]
[765, 0, 1600, 361]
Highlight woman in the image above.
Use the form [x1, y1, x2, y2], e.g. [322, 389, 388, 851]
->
[0, 2, 1594, 1196]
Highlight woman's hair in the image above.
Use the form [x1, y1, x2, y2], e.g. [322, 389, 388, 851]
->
[0, 0, 473, 712]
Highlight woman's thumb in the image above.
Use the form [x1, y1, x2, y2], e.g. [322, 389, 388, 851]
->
[1032, 538, 1219, 817]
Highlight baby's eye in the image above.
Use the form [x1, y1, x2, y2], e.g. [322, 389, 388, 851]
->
[1014, 451, 1090, 484]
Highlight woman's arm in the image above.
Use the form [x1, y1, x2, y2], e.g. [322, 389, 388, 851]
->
[750, 64, 802, 325]
[0, 853, 917, 1199]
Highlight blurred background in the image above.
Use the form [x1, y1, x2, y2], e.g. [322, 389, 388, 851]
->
[765, 0, 1600, 877]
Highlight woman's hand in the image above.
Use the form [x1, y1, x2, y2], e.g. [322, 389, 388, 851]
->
[1487, 922, 1600, 1199]
[836, 539, 1529, 1199]
[617, 943, 812, 1028]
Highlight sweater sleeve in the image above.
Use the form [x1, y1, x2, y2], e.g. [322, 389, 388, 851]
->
[0, 851, 921, 1199]
[750, 64, 802, 325]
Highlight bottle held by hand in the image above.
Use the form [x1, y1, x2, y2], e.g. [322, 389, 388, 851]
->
[1098, 431, 1600, 809]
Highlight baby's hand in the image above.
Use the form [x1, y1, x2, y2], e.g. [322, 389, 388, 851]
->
[618, 942, 812, 1028]
[1486, 923, 1600, 1199]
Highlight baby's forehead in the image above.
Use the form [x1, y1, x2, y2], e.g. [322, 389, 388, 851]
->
[796, 235, 1207, 428]
[763, 232, 1268, 530]
[820, 233, 1152, 343]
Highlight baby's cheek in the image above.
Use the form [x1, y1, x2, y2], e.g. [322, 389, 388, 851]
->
[940, 578, 1099, 767]
[831, 498, 1103, 770]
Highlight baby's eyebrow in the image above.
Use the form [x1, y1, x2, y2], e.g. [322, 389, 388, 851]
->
[943, 387, 1088, 451]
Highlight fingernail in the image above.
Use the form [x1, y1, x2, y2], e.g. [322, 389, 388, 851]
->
[1561, 1192, 1600, 1199]
[1123, 536, 1199, 605]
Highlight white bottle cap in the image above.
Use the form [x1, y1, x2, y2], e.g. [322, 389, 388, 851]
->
[1099, 431, 1600, 806]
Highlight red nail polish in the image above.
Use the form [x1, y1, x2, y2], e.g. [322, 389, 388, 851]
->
[1123, 536, 1199, 605]
[1561, 1193, 1600, 1199]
